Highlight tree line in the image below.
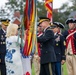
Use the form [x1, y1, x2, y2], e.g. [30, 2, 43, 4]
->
[0, 0, 76, 29]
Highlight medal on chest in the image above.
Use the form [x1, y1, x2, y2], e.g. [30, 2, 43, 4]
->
[1, 35, 5, 40]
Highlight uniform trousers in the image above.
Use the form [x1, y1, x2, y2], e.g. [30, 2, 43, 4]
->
[55, 62, 61, 75]
[0, 53, 6, 75]
[66, 55, 76, 75]
[40, 62, 56, 75]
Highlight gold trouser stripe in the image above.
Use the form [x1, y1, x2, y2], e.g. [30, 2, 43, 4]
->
[49, 63, 52, 75]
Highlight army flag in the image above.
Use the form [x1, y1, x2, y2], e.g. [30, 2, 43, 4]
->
[23, 0, 37, 56]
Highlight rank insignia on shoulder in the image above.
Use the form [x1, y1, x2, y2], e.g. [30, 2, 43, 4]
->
[47, 28, 52, 30]
[64, 41, 66, 46]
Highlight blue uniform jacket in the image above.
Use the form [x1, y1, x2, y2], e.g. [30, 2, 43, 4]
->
[54, 33, 66, 62]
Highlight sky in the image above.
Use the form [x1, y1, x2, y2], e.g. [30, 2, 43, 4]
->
[53, 0, 70, 8]
[0, 0, 7, 7]
[0, 0, 70, 9]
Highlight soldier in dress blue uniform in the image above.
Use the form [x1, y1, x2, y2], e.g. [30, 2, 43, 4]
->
[51, 22, 66, 75]
[37, 17, 56, 75]
[0, 19, 10, 75]
[63, 18, 76, 75]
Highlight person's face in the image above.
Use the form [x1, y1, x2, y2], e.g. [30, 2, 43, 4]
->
[39, 21, 48, 30]
[68, 23, 76, 30]
[57, 27, 61, 33]
[52, 27, 59, 33]
[37, 26, 42, 32]
[1, 24, 7, 31]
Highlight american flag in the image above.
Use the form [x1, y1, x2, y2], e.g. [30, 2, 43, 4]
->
[45, 0, 53, 22]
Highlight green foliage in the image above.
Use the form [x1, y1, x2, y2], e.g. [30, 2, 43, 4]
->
[3, 0, 76, 26]
[5, 0, 25, 14]
[53, 0, 76, 23]
[5, 0, 46, 16]
[53, 2, 71, 30]
[37, 1, 47, 17]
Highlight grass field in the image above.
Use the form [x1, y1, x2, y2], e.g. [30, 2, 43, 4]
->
[62, 63, 68, 75]
[0, 63, 68, 75]
[32, 63, 68, 75]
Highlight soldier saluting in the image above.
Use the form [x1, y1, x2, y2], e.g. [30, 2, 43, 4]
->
[37, 17, 56, 75]
[0, 19, 10, 75]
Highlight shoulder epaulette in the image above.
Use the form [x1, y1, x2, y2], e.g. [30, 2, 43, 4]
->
[47, 27, 52, 30]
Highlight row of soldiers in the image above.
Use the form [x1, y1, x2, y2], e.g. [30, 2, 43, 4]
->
[36, 17, 76, 75]
[0, 17, 76, 75]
